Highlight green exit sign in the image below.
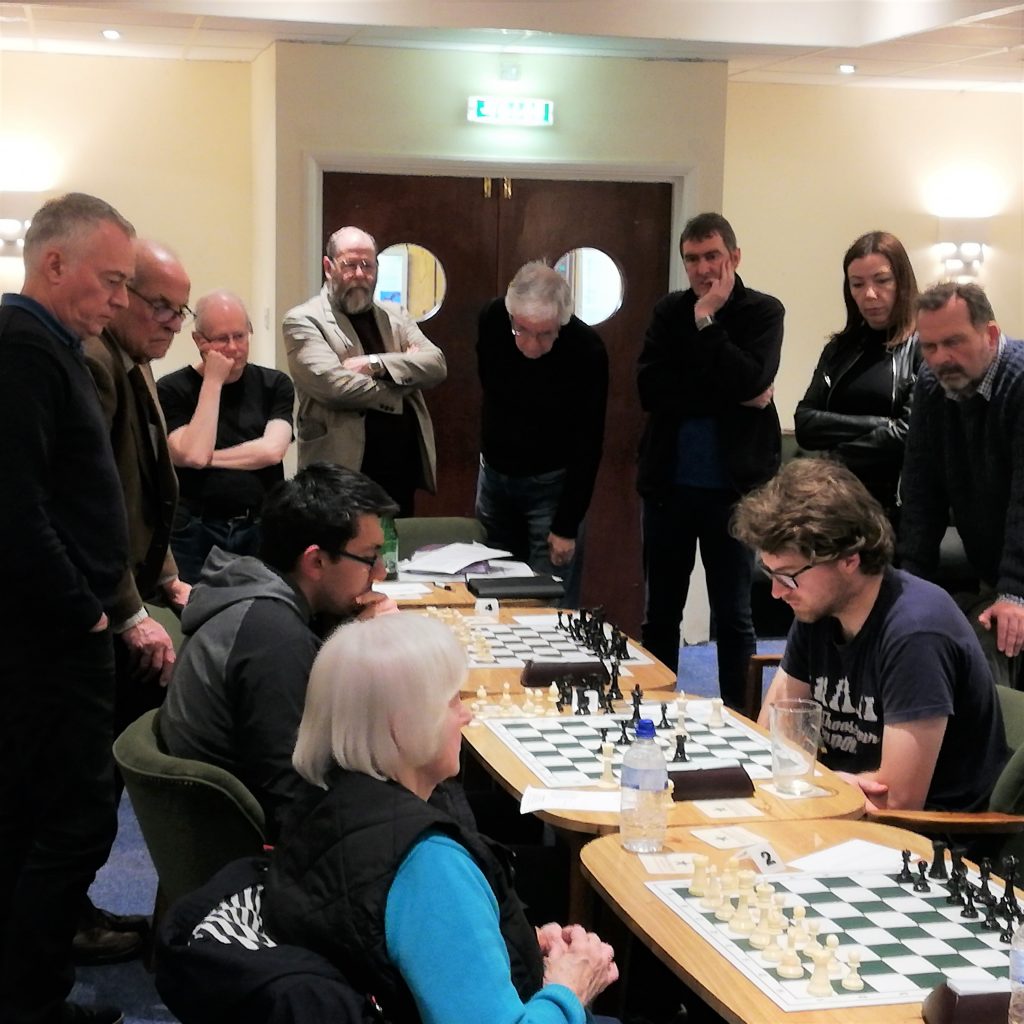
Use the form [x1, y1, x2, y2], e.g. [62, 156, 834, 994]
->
[467, 96, 555, 127]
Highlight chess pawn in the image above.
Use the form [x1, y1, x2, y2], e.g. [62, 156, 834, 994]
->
[521, 693, 535, 715]
[714, 895, 736, 923]
[730, 894, 756, 935]
[840, 950, 864, 992]
[761, 930, 784, 964]
[790, 905, 808, 949]
[476, 684, 487, 701]
[805, 918, 823, 959]
[776, 932, 804, 980]
[500, 683, 512, 706]
[597, 743, 616, 789]
[769, 893, 788, 935]
[708, 697, 725, 728]
[824, 934, 844, 980]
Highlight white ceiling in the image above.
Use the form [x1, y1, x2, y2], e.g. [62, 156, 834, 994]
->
[2, 1, 1024, 91]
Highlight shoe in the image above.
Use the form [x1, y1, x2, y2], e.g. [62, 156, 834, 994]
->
[61, 1002, 125, 1024]
[71, 924, 142, 965]
[88, 904, 149, 935]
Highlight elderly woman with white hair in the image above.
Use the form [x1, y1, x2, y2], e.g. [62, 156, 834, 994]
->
[263, 611, 618, 1024]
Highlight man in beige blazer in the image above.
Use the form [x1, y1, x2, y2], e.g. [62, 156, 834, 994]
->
[282, 226, 446, 515]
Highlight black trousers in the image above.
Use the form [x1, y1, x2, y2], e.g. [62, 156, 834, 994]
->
[0, 628, 118, 1024]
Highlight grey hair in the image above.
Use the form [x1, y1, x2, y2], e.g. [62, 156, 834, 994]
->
[193, 289, 251, 335]
[325, 226, 378, 260]
[292, 612, 468, 787]
[23, 192, 135, 263]
[505, 260, 573, 326]
[918, 280, 995, 330]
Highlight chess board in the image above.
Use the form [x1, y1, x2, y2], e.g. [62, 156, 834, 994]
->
[648, 869, 1010, 1012]
[481, 701, 773, 788]
[465, 619, 650, 670]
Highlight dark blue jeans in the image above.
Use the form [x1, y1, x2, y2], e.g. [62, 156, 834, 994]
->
[0, 627, 118, 1024]
[641, 487, 755, 709]
[475, 458, 584, 609]
[170, 507, 262, 584]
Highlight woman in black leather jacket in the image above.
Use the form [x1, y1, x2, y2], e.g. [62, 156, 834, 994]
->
[795, 231, 922, 523]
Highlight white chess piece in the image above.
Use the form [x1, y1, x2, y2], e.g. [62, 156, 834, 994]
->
[688, 854, 709, 898]
[761, 930, 784, 964]
[841, 950, 864, 991]
[806, 948, 835, 998]
[729, 894, 755, 935]
[598, 743, 616, 789]
[708, 697, 725, 728]
[824, 934, 843, 980]
[476, 684, 487, 701]
[776, 933, 804, 979]
[500, 682, 512, 707]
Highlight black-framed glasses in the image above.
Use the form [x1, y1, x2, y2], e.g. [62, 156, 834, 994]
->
[127, 285, 193, 324]
[336, 549, 382, 569]
[756, 560, 817, 590]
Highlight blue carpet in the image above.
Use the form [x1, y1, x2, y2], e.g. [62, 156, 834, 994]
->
[675, 638, 786, 699]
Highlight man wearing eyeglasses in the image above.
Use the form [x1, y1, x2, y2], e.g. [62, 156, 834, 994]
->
[157, 290, 294, 583]
[475, 261, 608, 609]
[283, 226, 447, 516]
[79, 240, 192, 965]
[732, 458, 1007, 814]
[159, 463, 398, 839]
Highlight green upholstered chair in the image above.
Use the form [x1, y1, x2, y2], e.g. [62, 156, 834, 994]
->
[145, 602, 184, 653]
[113, 709, 267, 908]
[867, 685, 1024, 862]
[393, 515, 487, 560]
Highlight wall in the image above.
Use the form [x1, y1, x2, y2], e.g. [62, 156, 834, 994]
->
[0, 49, 252, 375]
[266, 40, 730, 354]
[723, 82, 1024, 428]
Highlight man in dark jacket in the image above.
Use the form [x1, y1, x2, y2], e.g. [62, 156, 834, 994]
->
[159, 463, 397, 839]
[637, 213, 784, 708]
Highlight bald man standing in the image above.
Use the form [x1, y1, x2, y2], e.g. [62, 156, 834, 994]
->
[283, 226, 447, 515]
[157, 291, 294, 583]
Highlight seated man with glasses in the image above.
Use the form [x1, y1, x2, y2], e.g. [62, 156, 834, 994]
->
[732, 457, 1007, 813]
[159, 462, 398, 839]
[157, 289, 294, 583]
[475, 261, 608, 609]
[283, 226, 447, 516]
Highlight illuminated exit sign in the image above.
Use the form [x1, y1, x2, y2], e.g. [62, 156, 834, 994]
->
[467, 96, 554, 127]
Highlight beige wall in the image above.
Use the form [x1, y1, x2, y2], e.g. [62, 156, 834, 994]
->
[0, 50, 252, 375]
[723, 82, 1024, 429]
[266, 40, 729, 362]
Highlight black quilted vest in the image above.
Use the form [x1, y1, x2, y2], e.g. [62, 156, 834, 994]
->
[263, 770, 544, 1022]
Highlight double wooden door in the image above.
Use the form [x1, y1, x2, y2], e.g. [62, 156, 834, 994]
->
[322, 171, 672, 632]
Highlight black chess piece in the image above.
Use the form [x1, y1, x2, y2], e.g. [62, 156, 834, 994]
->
[672, 734, 688, 763]
[946, 873, 962, 905]
[556, 609, 564, 631]
[575, 689, 590, 716]
[1000, 912, 1016, 944]
[896, 850, 914, 883]
[630, 685, 643, 725]
[982, 901, 1001, 932]
[659, 702, 671, 731]
[951, 846, 967, 879]
[978, 859, 996, 907]
[617, 719, 631, 745]
[599, 727, 609, 744]
[928, 840, 949, 880]
[608, 662, 623, 702]
[960, 887, 978, 918]
[913, 862, 931, 892]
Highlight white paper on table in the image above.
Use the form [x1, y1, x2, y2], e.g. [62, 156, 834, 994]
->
[692, 798, 764, 819]
[373, 582, 432, 598]
[401, 542, 513, 574]
[789, 839, 909, 875]
[519, 786, 621, 814]
[465, 560, 535, 578]
[690, 825, 764, 849]
[759, 781, 830, 800]
[640, 852, 696, 875]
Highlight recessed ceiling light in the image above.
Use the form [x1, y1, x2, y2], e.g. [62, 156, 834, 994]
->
[102, 29, 121, 41]
[838, 63, 856, 75]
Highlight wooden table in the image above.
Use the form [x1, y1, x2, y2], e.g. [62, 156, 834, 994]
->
[461, 694, 864, 921]
[581, 821, 936, 1024]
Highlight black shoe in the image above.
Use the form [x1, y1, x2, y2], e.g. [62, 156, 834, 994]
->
[71, 924, 143, 965]
[61, 1002, 125, 1024]
[89, 904, 149, 935]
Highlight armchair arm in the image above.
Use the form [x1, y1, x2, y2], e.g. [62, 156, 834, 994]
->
[866, 807, 1024, 835]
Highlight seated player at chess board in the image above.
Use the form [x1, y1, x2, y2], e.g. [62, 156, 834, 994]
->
[263, 613, 619, 1024]
[732, 459, 1008, 812]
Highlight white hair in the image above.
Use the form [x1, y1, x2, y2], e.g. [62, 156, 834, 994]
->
[504, 260, 573, 326]
[293, 612, 467, 787]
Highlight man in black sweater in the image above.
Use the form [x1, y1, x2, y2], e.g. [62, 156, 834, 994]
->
[637, 213, 784, 706]
[475, 261, 608, 609]
[899, 281, 1024, 689]
[0, 193, 135, 1024]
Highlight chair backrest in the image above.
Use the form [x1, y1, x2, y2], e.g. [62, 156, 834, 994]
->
[113, 709, 267, 906]
[393, 515, 486, 560]
[988, 686, 1024, 816]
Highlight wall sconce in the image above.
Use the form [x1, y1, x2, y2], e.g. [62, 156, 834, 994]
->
[0, 217, 29, 253]
[936, 217, 988, 277]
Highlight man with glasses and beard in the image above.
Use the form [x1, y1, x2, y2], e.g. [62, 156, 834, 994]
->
[732, 458, 1006, 815]
[157, 290, 294, 583]
[283, 226, 447, 515]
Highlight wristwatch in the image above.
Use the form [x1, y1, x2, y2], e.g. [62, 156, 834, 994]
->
[368, 354, 383, 377]
[695, 314, 715, 332]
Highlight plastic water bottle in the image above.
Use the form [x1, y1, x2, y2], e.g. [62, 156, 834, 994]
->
[1010, 919, 1024, 1022]
[619, 718, 668, 853]
[381, 517, 399, 581]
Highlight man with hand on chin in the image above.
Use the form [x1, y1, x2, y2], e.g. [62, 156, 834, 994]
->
[637, 213, 783, 708]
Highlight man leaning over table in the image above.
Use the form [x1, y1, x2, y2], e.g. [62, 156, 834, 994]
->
[732, 458, 1007, 813]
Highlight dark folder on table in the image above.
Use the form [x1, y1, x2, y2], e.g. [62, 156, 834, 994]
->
[466, 575, 565, 601]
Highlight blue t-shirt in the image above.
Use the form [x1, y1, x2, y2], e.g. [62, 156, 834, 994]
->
[780, 567, 1008, 811]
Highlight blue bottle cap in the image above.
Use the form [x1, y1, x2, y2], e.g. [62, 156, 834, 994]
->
[635, 718, 656, 739]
